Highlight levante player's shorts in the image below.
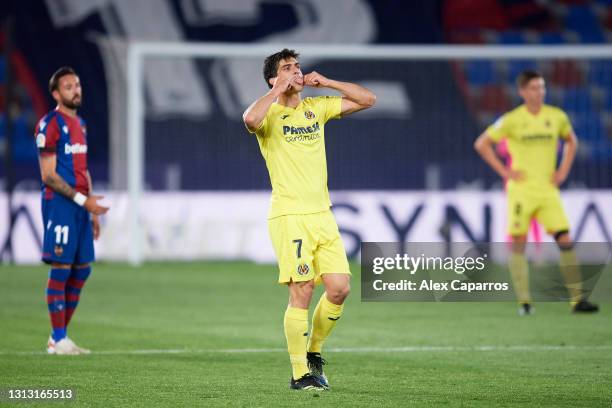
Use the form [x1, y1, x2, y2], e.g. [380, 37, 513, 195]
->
[268, 210, 351, 285]
[41, 194, 94, 265]
[506, 185, 570, 236]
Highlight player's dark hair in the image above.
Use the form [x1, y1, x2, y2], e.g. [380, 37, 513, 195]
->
[263, 49, 299, 89]
[516, 70, 543, 88]
[49, 66, 77, 93]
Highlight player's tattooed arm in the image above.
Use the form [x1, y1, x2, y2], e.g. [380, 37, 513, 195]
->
[39, 155, 109, 215]
[39, 155, 78, 199]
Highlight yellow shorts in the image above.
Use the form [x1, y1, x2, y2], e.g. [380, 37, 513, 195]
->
[507, 186, 570, 236]
[268, 210, 351, 285]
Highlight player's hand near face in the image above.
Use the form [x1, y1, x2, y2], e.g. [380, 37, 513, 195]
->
[84, 195, 109, 216]
[304, 71, 330, 88]
[244, 73, 302, 132]
[272, 74, 303, 95]
[271, 76, 292, 94]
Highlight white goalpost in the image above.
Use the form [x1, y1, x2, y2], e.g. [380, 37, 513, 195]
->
[125, 42, 612, 265]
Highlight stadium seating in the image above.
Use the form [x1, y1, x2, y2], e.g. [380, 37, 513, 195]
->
[537, 32, 567, 44]
[507, 59, 540, 83]
[464, 60, 499, 85]
[588, 60, 612, 89]
[475, 85, 512, 113]
[0, 56, 5, 82]
[550, 60, 584, 87]
[572, 112, 606, 141]
[448, 0, 612, 158]
[563, 87, 594, 113]
[564, 5, 606, 42]
[496, 30, 528, 44]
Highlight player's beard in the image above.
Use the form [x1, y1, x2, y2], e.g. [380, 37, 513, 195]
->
[62, 95, 82, 110]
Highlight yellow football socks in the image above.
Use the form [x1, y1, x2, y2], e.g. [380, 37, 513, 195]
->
[308, 293, 344, 354]
[559, 249, 582, 306]
[284, 306, 309, 380]
[509, 252, 531, 304]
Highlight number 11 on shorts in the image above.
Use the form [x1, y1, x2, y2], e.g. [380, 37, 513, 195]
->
[54, 225, 69, 245]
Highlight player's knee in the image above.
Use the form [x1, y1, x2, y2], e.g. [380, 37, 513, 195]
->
[553, 230, 573, 250]
[339, 283, 351, 301]
[289, 280, 314, 307]
[301, 281, 315, 299]
[327, 283, 350, 304]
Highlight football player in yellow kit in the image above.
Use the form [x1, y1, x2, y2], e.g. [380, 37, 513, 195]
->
[475, 70, 599, 316]
[243, 49, 375, 390]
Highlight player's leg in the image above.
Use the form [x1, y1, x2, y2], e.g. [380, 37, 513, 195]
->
[46, 262, 72, 353]
[286, 280, 324, 390]
[306, 273, 349, 387]
[268, 214, 324, 390]
[65, 263, 92, 327]
[509, 236, 533, 315]
[308, 273, 350, 354]
[553, 232, 582, 305]
[529, 219, 543, 257]
[63, 208, 96, 352]
[307, 210, 351, 386]
[42, 197, 81, 354]
[506, 192, 533, 315]
[63, 262, 92, 354]
[553, 233, 598, 313]
[286, 279, 315, 380]
[537, 195, 599, 313]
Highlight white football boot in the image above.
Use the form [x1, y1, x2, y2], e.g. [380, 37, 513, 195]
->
[65, 337, 91, 354]
[47, 336, 80, 355]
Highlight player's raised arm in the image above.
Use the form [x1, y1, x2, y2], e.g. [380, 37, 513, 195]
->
[474, 131, 523, 181]
[553, 130, 578, 186]
[303, 71, 376, 116]
[38, 155, 109, 216]
[243, 74, 301, 132]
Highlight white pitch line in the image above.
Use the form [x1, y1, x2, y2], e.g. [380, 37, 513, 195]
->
[1, 345, 612, 356]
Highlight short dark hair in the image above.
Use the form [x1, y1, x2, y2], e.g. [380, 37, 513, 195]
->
[516, 70, 543, 88]
[49, 66, 77, 93]
[263, 49, 299, 89]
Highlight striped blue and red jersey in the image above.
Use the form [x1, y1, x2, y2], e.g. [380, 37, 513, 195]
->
[35, 109, 89, 199]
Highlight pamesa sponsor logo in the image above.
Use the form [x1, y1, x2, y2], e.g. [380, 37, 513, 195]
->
[283, 122, 321, 142]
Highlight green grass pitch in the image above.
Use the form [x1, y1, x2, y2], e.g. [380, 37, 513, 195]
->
[1, 262, 611, 407]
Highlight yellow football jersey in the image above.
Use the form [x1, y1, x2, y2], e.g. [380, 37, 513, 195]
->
[486, 104, 573, 191]
[248, 96, 342, 219]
